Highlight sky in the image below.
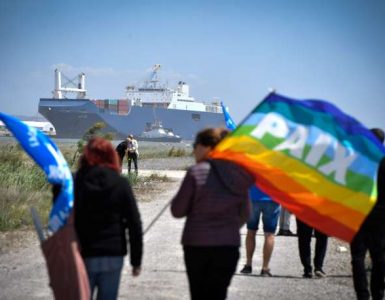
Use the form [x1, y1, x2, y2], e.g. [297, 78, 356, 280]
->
[1, 0, 385, 129]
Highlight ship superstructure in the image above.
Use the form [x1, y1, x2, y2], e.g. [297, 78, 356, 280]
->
[39, 65, 225, 140]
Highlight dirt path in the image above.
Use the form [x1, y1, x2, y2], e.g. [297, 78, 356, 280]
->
[0, 170, 356, 299]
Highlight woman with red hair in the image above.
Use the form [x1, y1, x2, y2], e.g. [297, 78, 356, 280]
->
[74, 137, 143, 300]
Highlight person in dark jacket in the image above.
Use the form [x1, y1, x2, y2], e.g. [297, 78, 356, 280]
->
[115, 139, 128, 172]
[350, 128, 385, 300]
[171, 128, 254, 300]
[74, 137, 143, 300]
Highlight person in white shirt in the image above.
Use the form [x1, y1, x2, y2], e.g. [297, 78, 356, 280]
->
[126, 134, 139, 174]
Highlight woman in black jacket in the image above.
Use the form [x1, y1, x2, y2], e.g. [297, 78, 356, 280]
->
[74, 137, 143, 300]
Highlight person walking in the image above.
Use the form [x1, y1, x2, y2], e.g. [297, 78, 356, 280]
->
[74, 137, 143, 300]
[350, 128, 385, 300]
[296, 218, 328, 278]
[276, 208, 296, 236]
[240, 185, 281, 276]
[127, 134, 139, 174]
[171, 128, 254, 300]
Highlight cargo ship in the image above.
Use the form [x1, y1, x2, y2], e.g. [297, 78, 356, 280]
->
[38, 65, 225, 140]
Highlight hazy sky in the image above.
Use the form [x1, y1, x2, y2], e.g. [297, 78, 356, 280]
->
[1, 0, 385, 129]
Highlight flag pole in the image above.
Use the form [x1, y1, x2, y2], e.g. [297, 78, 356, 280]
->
[30, 207, 46, 242]
[143, 199, 172, 235]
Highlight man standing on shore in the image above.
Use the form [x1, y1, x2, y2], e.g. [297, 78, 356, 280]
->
[127, 134, 139, 174]
[240, 185, 280, 276]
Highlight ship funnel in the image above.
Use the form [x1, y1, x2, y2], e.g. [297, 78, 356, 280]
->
[177, 81, 189, 96]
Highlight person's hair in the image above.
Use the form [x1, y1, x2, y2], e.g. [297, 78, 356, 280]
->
[370, 128, 385, 144]
[78, 137, 120, 172]
[194, 127, 230, 148]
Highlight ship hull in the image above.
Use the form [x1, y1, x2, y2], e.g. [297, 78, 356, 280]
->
[38, 98, 225, 140]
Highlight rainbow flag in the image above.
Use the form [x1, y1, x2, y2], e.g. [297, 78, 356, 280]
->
[210, 93, 385, 242]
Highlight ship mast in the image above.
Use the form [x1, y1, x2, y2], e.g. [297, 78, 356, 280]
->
[144, 64, 161, 89]
[53, 69, 87, 99]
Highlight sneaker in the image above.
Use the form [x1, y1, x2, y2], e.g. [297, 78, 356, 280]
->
[277, 229, 296, 236]
[283, 229, 296, 236]
[260, 269, 273, 277]
[303, 272, 313, 278]
[240, 265, 252, 274]
[314, 269, 326, 278]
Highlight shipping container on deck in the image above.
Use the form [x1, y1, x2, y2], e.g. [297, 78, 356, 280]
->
[118, 99, 129, 115]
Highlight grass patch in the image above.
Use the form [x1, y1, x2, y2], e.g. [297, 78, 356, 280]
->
[138, 145, 192, 159]
[0, 140, 183, 231]
[124, 172, 171, 185]
[125, 172, 173, 203]
[0, 187, 51, 230]
[167, 146, 188, 157]
[0, 144, 51, 231]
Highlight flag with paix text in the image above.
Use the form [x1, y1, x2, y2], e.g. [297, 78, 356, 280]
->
[210, 93, 385, 242]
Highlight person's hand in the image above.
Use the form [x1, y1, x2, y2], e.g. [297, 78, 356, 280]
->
[132, 266, 141, 277]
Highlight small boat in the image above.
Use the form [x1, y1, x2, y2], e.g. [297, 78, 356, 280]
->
[136, 120, 182, 143]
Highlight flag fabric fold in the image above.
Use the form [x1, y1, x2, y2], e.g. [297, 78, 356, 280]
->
[211, 93, 385, 242]
[221, 102, 237, 131]
[0, 112, 73, 232]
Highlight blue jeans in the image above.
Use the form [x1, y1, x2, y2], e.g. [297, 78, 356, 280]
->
[247, 200, 281, 233]
[84, 256, 124, 300]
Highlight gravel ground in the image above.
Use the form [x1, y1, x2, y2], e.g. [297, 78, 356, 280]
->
[0, 158, 357, 300]
[120, 182, 356, 300]
[133, 156, 194, 171]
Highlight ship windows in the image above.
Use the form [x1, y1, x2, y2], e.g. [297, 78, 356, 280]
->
[192, 113, 201, 121]
[177, 99, 194, 102]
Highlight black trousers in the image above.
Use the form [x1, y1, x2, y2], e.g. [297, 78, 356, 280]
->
[183, 246, 239, 300]
[296, 218, 328, 273]
[127, 152, 138, 173]
[350, 221, 385, 300]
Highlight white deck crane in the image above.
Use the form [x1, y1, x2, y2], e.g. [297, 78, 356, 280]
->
[53, 69, 87, 99]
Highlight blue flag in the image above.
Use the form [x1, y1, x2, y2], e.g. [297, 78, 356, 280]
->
[0, 112, 73, 233]
[221, 102, 237, 131]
